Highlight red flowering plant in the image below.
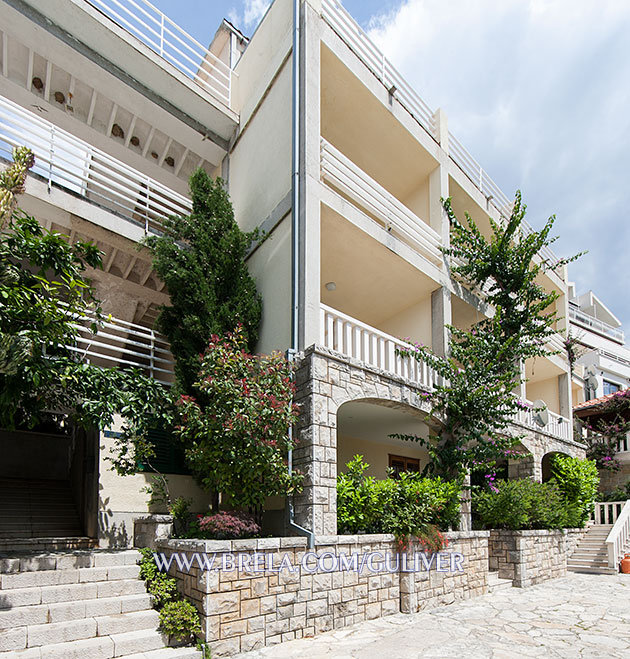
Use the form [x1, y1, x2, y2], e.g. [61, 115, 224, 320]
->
[175, 326, 302, 523]
[197, 511, 261, 539]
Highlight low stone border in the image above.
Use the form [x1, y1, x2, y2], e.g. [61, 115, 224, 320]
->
[488, 528, 587, 587]
[134, 514, 174, 550]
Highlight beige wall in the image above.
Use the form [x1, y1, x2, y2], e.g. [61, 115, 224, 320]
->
[402, 178, 430, 225]
[526, 378, 561, 415]
[338, 435, 430, 480]
[379, 296, 432, 346]
[247, 215, 292, 354]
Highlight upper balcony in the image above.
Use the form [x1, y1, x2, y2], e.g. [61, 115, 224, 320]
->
[0, 94, 191, 241]
[569, 305, 625, 345]
[321, 0, 564, 274]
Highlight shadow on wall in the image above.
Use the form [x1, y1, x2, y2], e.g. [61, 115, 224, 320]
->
[99, 484, 130, 548]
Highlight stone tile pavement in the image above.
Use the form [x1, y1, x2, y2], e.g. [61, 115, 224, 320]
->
[238, 573, 630, 658]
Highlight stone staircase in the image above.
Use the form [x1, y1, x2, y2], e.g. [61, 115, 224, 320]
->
[0, 549, 202, 658]
[487, 571, 513, 593]
[568, 524, 618, 575]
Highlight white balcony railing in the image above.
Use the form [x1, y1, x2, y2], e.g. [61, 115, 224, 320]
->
[320, 138, 442, 264]
[86, 0, 234, 107]
[514, 401, 572, 442]
[321, 0, 434, 137]
[569, 306, 625, 344]
[321, 0, 561, 266]
[69, 311, 174, 385]
[320, 304, 442, 390]
[0, 96, 191, 236]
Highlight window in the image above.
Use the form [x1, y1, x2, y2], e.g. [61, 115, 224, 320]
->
[388, 454, 420, 478]
[603, 380, 621, 396]
[138, 426, 191, 475]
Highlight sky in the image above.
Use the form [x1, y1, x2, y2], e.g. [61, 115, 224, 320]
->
[150, 0, 630, 336]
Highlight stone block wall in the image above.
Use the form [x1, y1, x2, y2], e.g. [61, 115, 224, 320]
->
[156, 531, 490, 656]
[134, 515, 174, 550]
[488, 528, 585, 588]
[400, 531, 489, 613]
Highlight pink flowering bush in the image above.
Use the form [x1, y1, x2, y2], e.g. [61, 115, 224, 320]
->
[197, 511, 261, 539]
[175, 326, 302, 519]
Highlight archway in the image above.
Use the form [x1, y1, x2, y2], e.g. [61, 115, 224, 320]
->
[541, 451, 570, 482]
[337, 399, 433, 479]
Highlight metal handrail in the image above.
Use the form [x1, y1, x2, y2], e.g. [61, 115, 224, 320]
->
[569, 307, 625, 343]
[86, 0, 234, 106]
[0, 95, 191, 236]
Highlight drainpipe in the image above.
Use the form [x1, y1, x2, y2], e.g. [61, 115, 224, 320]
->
[286, 0, 314, 549]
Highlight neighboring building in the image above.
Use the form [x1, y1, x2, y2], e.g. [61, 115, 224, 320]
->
[0, 0, 586, 548]
[569, 284, 630, 492]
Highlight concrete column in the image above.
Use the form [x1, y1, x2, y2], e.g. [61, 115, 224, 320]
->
[460, 472, 472, 532]
[431, 287, 451, 358]
[299, 1, 322, 351]
[432, 107, 448, 152]
[428, 163, 449, 242]
[558, 373, 571, 420]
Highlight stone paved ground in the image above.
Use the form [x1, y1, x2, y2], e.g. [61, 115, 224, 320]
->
[238, 573, 630, 658]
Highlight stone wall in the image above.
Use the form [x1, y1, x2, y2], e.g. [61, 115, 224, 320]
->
[156, 531, 490, 656]
[401, 531, 489, 613]
[488, 528, 586, 588]
[134, 515, 174, 550]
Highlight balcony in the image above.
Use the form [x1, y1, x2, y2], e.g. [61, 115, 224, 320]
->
[569, 306, 625, 344]
[0, 95, 191, 237]
[321, 304, 573, 442]
[321, 0, 561, 266]
[70, 310, 174, 385]
[86, 0, 234, 108]
[320, 138, 442, 265]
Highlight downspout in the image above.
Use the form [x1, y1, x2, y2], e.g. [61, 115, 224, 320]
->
[286, 0, 314, 549]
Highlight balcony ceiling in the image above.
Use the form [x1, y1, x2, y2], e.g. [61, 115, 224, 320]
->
[0, 2, 232, 192]
[320, 206, 438, 328]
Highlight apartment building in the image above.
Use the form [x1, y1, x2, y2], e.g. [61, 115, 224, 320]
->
[569, 285, 630, 491]
[0, 0, 586, 548]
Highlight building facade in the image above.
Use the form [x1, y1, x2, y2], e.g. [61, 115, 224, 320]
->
[0, 0, 585, 548]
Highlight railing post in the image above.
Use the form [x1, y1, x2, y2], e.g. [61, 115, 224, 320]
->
[150, 328, 155, 379]
[48, 124, 55, 193]
[159, 13, 165, 57]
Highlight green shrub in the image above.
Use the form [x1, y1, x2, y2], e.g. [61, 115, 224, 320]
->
[473, 479, 570, 530]
[550, 454, 599, 526]
[159, 600, 201, 643]
[337, 455, 461, 544]
[599, 480, 630, 502]
[148, 572, 178, 608]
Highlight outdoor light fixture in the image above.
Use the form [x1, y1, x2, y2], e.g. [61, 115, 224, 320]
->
[325, 282, 336, 291]
[388, 84, 397, 96]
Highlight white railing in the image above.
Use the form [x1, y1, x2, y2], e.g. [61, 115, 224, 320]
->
[592, 501, 625, 525]
[321, 0, 561, 267]
[0, 96, 191, 236]
[69, 310, 174, 385]
[320, 138, 442, 264]
[515, 400, 572, 442]
[320, 304, 441, 390]
[86, 0, 233, 107]
[604, 500, 630, 569]
[599, 349, 630, 369]
[569, 306, 625, 343]
[321, 0, 435, 137]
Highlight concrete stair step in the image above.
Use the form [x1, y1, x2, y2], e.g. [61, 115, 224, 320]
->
[0, 594, 153, 629]
[0, 550, 139, 574]
[487, 571, 512, 592]
[0, 564, 140, 590]
[0, 610, 160, 651]
[0, 578, 147, 608]
[568, 564, 618, 575]
[0, 538, 96, 553]
[0, 628, 169, 657]
[124, 648, 203, 659]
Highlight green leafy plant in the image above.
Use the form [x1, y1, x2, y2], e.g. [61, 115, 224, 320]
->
[138, 548, 200, 644]
[598, 480, 630, 502]
[159, 600, 202, 644]
[550, 454, 599, 526]
[144, 169, 262, 396]
[336, 455, 460, 547]
[393, 192, 582, 478]
[176, 326, 302, 520]
[0, 147, 171, 434]
[473, 479, 572, 530]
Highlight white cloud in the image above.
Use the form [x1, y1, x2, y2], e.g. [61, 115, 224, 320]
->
[366, 0, 630, 332]
[243, 0, 271, 29]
